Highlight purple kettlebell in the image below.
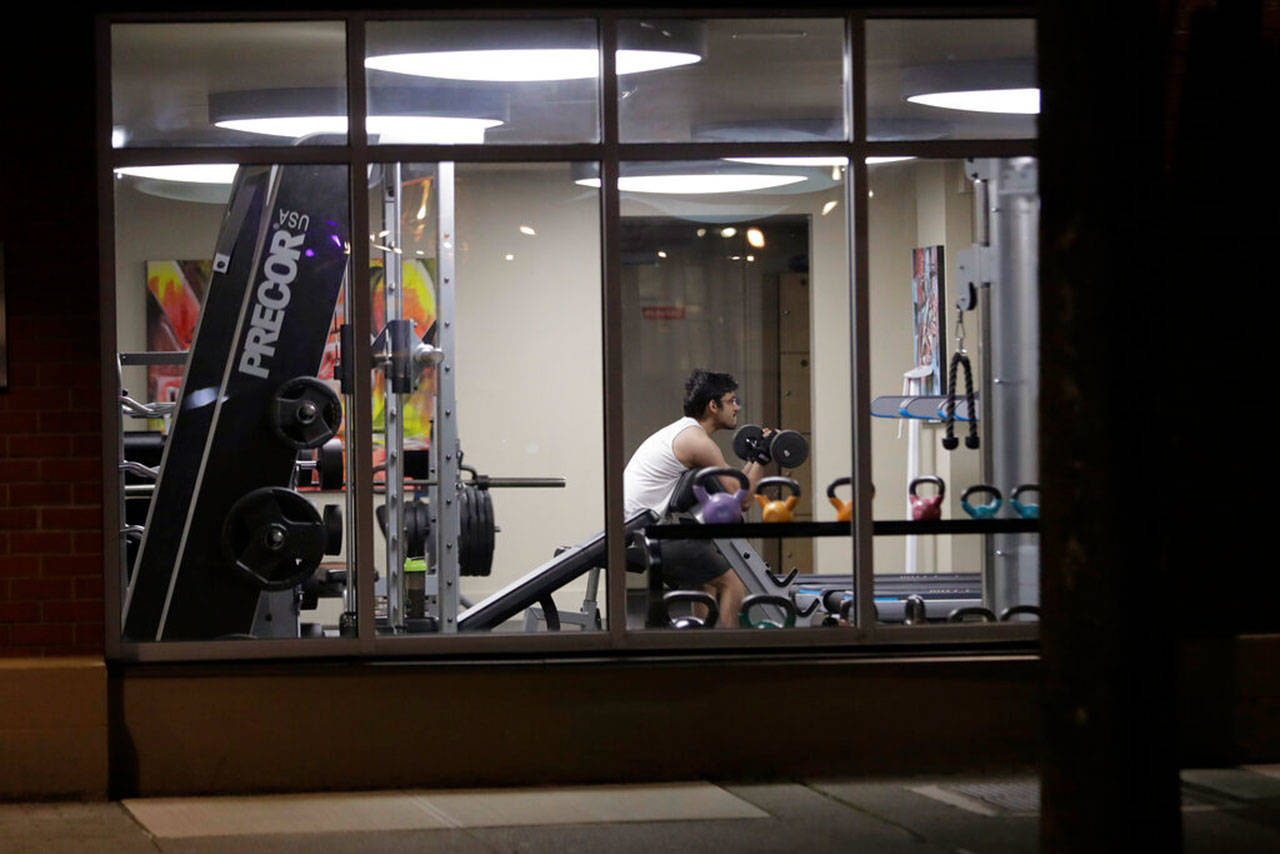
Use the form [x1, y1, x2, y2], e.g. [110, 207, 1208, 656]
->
[692, 467, 750, 524]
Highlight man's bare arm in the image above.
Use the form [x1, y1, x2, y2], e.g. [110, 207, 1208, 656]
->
[672, 426, 768, 508]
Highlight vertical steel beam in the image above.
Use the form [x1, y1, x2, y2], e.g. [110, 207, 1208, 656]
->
[434, 161, 460, 632]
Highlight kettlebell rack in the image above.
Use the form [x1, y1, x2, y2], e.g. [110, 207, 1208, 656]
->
[642, 519, 1038, 540]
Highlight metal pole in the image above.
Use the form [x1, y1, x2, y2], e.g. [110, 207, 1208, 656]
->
[383, 163, 405, 631]
[434, 161, 460, 632]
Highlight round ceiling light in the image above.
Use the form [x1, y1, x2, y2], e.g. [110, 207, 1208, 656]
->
[724, 156, 848, 167]
[906, 88, 1039, 115]
[209, 86, 508, 144]
[367, 48, 699, 82]
[576, 174, 806, 195]
[901, 59, 1038, 116]
[114, 164, 239, 184]
[215, 115, 503, 144]
[366, 19, 706, 83]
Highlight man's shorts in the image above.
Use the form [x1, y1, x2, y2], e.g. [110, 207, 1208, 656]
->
[657, 512, 733, 588]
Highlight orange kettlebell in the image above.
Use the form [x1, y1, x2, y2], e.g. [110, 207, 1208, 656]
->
[826, 477, 875, 522]
[827, 477, 853, 522]
[754, 476, 801, 523]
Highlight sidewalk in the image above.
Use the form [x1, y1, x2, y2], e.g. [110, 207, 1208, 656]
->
[1, 769, 1277, 853]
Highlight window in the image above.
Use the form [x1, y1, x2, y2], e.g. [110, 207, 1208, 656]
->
[103, 13, 1039, 659]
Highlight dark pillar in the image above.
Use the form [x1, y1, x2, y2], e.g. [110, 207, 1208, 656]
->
[1038, 0, 1181, 849]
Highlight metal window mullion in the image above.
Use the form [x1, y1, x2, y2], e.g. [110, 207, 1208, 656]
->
[345, 14, 377, 651]
[598, 15, 627, 645]
[99, 15, 125, 659]
[435, 161, 461, 633]
[850, 12, 877, 638]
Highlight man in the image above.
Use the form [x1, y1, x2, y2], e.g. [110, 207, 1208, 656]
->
[623, 370, 771, 627]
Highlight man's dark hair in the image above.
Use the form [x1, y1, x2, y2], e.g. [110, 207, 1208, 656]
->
[683, 370, 737, 418]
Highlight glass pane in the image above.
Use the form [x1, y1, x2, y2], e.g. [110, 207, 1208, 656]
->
[114, 163, 353, 641]
[616, 158, 852, 630]
[866, 157, 1040, 625]
[866, 19, 1037, 141]
[618, 18, 846, 143]
[367, 162, 604, 635]
[365, 20, 600, 144]
[111, 22, 348, 147]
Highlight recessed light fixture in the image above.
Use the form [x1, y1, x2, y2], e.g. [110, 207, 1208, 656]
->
[901, 59, 1038, 115]
[725, 156, 848, 168]
[575, 174, 805, 194]
[746, 228, 765, 248]
[657, 250, 668, 258]
[113, 164, 239, 184]
[907, 88, 1039, 114]
[366, 20, 706, 83]
[209, 87, 507, 144]
[746, 255, 755, 262]
[821, 200, 839, 216]
[504, 254, 515, 261]
[519, 225, 537, 236]
[368, 48, 701, 82]
[720, 227, 737, 238]
[696, 228, 707, 237]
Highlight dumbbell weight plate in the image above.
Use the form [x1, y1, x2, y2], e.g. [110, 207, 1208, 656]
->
[322, 504, 343, 555]
[317, 439, 344, 490]
[270, 377, 343, 449]
[221, 486, 326, 591]
[770, 430, 808, 468]
[732, 425, 765, 462]
[475, 487, 495, 577]
[457, 485, 475, 574]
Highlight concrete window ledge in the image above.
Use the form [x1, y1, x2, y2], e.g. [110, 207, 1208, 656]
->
[0, 657, 108, 800]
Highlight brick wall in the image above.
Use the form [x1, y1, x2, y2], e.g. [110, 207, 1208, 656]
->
[1, 17, 102, 656]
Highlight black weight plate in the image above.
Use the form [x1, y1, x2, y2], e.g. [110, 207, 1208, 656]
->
[323, 503, 343, 555]
[405, 500, 428, 558]
[476, 488, 494, 577]
[270, 376, 342, 449]
[221, 486, 325, 591]
[770, 430, 809, 468]
[458, 485, 476, 576]
[317, 439, 344, 490]
[732, 424, 764, 462]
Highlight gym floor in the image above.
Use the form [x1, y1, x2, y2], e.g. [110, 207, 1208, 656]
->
[2, 767, 1277, 852]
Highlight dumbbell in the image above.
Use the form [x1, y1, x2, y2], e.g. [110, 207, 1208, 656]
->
[732, 425, 808, 468]
[960, 484, 1002, 519]
[754, 477, 800, 523]
[692, 467, 749, 524]
[908, 476, 945, 521]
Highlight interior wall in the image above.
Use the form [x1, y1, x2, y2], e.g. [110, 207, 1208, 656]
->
[451, 166, 604, 605]
[866, 159, 979, 576]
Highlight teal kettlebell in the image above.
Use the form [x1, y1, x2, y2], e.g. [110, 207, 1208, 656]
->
[1011, 484, 1040, 519]
[738, 594, 797, 629]
[960, 484, 1003, 519]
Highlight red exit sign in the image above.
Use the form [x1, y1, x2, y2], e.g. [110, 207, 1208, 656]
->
[641, 306, 685, 320]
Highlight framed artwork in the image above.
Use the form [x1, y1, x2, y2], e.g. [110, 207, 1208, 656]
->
[145, 260, 211, 403]
[145, 257, 438, 456]
[911, 245, 946, 395]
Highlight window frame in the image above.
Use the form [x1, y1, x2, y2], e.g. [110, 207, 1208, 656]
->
[99, 8, 1040, 663]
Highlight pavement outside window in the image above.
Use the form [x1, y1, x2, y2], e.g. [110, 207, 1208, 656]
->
[1, 769, 1277, 853]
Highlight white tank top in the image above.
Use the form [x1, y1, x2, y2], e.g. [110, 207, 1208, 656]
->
[623, 416, 701, 517]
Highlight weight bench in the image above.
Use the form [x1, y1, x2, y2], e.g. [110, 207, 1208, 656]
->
[457, 509, 657, 631]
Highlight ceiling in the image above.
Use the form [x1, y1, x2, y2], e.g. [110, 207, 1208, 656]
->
[110, 16, 1036, 149]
